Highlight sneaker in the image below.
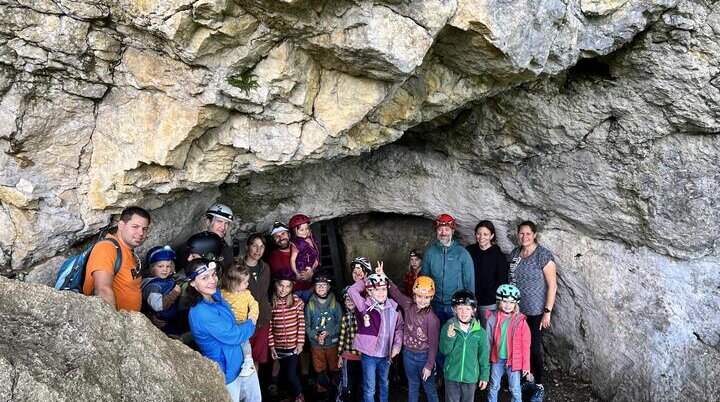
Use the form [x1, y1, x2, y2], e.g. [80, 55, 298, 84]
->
[239, 360, 256, 377]
[530, 384, 545, 402]
[268, 383, 279, 397]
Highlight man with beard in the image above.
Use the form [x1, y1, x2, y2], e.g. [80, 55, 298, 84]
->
[267, 221, 293, 279]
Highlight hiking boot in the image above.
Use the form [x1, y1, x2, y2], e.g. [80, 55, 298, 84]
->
[268, 383, 279, 397]
[530, 384, 545, 402]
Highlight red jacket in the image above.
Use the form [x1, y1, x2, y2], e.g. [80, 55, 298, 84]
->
[485, 310, 531, 372]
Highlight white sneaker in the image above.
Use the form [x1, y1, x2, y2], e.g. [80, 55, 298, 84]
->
[239, 360, 256, 377]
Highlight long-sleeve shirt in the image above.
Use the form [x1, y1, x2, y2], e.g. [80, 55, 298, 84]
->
[221, 289, 259, 322]
[388, 280, 440, 371]
[305, 293, 342, 348]
[268, 295, 305, 349]
[338, 311, 361, 360]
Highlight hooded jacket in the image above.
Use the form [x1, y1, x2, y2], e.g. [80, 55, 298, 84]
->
[347, 279, 404, 357]
[421, 239, 475, 307]
[439, 317, 489, 384]
[485, 310, 531, 372]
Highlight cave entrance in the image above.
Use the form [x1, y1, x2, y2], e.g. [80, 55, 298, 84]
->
[312, 212, 437, 290]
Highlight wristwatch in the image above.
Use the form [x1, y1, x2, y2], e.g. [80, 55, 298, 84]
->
[543, 307, 552, 313]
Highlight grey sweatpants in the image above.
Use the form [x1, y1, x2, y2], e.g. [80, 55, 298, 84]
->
[445, 380, 477, 402]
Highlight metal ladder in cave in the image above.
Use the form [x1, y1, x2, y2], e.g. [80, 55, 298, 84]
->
[311, 219, 346, 292]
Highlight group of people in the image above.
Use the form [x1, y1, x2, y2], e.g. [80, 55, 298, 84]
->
[77, 205, 558, 402]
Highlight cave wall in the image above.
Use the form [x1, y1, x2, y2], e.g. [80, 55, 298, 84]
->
[1, 0, 719, 401]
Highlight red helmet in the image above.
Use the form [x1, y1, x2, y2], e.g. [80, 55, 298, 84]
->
[434, 213, 456, 229]
[288, 214, 310, 229]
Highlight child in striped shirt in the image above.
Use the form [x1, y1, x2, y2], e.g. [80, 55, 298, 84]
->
[338, 286, 362, 401]
[269, 271, 306, 402]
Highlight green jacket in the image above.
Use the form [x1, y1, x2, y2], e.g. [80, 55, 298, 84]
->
[439, 317, 489, 384]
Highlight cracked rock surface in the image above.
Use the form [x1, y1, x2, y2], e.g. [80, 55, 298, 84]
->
[1, 0, 719, 401]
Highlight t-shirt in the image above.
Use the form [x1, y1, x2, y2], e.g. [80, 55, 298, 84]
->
[509, 245, 555, 316]
[83, 234, 142, 311]
[498, 315, 511, 359]
[268, 249, 292, 278]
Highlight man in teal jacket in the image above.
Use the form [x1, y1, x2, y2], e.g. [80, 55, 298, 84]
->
[421, 213, 475, 377]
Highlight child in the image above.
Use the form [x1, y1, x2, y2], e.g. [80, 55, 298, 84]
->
[385, 272, 440, 402]
[350, 256, 372, 283]
[269, 271, 306, 402]
[221, 266, 260, 377]
[402, 250, 423, 297]
[305, 272, 342, 395]
[141, 245, 182, 336]
[486, 284, 531, 402]
[440, 290, 489, 402]
[338, 286, 362, 402]
[288, 213, 319, 303]
[347, 262, 404, 402]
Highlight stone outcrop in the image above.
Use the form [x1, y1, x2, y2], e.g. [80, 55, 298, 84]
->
[1, 0, 719, 401]
[0, 276, 230, 401]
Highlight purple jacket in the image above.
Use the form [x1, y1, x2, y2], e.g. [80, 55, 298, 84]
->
[290, 235, 319, 272]
[348, 279, 404, 357]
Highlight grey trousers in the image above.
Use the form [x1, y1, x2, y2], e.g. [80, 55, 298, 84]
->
[445, 380, 477, 402]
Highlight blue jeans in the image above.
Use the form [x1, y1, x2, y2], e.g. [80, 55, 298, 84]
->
[432, 305, 454, 375]
[361, 354, 390, 402]
[403, 349, 439, 402]
[488, 359, 521, 402]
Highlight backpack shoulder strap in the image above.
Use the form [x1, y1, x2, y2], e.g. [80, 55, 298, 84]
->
[98, 237, 123, 275]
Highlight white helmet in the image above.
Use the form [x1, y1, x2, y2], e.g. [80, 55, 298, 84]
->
[206, 203, 234, 223]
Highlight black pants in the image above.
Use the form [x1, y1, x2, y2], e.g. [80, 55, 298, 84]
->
[342, 358, 363, 401]
[278, 349, 302, 397]
[525, 314, 545, 385]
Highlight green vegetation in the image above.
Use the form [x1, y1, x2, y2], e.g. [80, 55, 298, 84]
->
[227, 70, 259, 94]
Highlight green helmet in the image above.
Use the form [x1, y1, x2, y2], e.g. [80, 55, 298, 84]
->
[496, 284, 521, 302]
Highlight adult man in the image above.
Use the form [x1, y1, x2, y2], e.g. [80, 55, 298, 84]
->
[178, 203, 235, 272]
[420, 213, 475, 325]
[267, 221, 293, 279]
[83, 206, 151, 311]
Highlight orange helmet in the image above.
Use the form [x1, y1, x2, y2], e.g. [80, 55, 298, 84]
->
[413, 276, 435, 297]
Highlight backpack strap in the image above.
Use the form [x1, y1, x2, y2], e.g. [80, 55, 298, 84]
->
[98, 237, 123, 276]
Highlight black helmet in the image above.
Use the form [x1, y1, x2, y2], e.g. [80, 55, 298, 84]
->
[186, 231, 224, 261]
[340, 285, 351, 300]
[451, 290, 477, 308]
[312, 271, 332, 285]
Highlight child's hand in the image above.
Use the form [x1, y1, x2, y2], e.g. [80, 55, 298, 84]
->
[250, 318, 257, 325]
[422, 367, 431, 381]
[294, 344, 303, 355]
[270, 347, 278, 360]
[375, 261, 384, 275]
[522, 370, 531, 378]
[338, 359, 344, 369]
[172, 284, 181, 294]
[478, 381, 487, 390]
[447, 324, 455, 338]
[391, 347, 401, 359]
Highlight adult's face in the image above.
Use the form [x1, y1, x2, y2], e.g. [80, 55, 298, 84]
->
[517, 225, 537, 248]
[436, 226, 454, 244]
[475, 227, 494, 250]
[117, 214, 149, 250]
[206, 217, 229, 238]
[190, 268, 218, 299]
[272, 230, 290, 249]
[247, 238, 265, 262]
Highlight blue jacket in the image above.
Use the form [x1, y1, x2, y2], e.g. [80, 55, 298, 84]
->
[421, 239, 475, 307]
[305, 293, 342, 348]
[189, 291, 256, 384]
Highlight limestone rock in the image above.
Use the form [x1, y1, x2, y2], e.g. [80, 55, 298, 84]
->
[0, 276, 230, 402]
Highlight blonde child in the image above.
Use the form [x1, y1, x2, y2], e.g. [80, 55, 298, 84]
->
[338, 286, 362, 401]
[486, 284, 531, 402]
[440, 290, 489, 402]
[221, 267, 259, 377]
[269, 271, 306, 402]
[288, 213, 319, 303]
[347, 260, 404, 402]
[141, 246, 182, 336]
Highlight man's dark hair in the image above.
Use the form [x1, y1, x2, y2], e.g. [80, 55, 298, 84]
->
[120, 206, 151, 224]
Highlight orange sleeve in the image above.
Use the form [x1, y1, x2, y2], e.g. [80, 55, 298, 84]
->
[82, 241, 119, 295]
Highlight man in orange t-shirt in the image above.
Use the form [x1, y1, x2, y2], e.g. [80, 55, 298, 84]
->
[83, 206, 151, 311]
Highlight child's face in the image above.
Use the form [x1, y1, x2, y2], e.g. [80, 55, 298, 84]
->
[414, 294, 432, 309]
[275, 279, 293, 298]
[352, 266, 366, 282]
[151, 260, 175, 279]
[453, 305, 475, 323]
[499, 299, 517, 314]
[314, 282, 329, 298]
[409, 256, 422, 270]
[344, 296, 356, 311]
[294, 223, 310, 238]
[233, 277, 250, 293]
[368, 284, 388, 303]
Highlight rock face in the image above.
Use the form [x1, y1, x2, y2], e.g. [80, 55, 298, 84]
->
[1, 0, 719, 401]
[0, 276, 230, 402]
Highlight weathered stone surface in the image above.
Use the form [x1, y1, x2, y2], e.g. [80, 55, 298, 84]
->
[0, 276, 230, 402]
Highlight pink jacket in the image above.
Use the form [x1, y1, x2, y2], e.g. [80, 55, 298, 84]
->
[485, 310, 531, 372]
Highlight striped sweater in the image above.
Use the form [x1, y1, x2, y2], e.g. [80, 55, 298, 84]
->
[269, 295, 305, 349]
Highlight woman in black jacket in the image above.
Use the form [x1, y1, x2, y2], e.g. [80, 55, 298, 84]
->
[465, 220, 509, 326]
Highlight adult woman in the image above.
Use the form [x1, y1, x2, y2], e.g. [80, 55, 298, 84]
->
[186, 258, 261, 402]
[237, 233, 271, 373]
[508, 221, 557, 401]
[465, 220, 509, 326]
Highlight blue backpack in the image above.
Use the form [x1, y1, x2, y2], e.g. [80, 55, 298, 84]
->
[54, 238, 122, 293]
